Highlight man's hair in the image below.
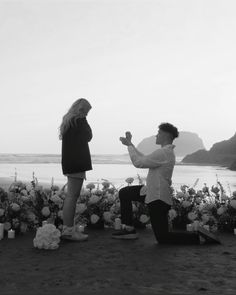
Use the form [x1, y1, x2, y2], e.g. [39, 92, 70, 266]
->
[159, 122, 179, 139]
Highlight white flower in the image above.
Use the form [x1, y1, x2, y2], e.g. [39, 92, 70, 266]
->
[217, 206, 226, 215]
[106, 193, 115, 204]
[51, 194, 63, 206]
[0, 208, 5, 217]
[102, 181, 110, 189]
[4, 222, 11, 231]
[41, 206, 51, 217]
[21, 189, 28, 196]
[201, 214, 210, 223]
[21, 195, 30, 202]
[11, 203, 21, 212]
[26, 184, 32, 192]
[187, 211, 197, 221]
[168, 209, 177, 221]
[86, 183, 96, 190]
[139, 214, 149, 224]
[182, 201, 191, 208]
[230, 199, 236, 209]
[221, 193, 228, 201]
[90, 214, 100, 224]
[132, 204, 138, 212]
[27, 211, 36, 222]
[29, 190, 36, 197]
[176, 191, 185, 198]
[125, 177, 134, 185]
[76, 203, 87, 214]
[89, 195, 100, 205]
[103, 211, 112, 223]
[57, 210, 63, 219]
[80, 189, 91, 197]
[20, 222, 28, 233]
[33, 224, 61, 250]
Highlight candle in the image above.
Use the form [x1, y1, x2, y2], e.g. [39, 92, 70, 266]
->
[114, 218, 122, 230]
[203, 225, 210, 231]
[8, 229, 15, 239]
[78, 225, 85, 233]
[193, 220, 199, 231]
[186, 224, 193, 232]
[0, 223, 4, 240]
[234, 228, 236, 235]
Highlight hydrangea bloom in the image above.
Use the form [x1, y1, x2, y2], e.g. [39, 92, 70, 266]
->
[33, 224, 61, 250]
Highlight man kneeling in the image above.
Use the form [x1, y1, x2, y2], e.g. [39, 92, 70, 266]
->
[112, 123, 220, 245]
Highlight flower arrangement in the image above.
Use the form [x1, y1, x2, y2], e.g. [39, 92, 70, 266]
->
[33, 223, 61, 250]
[1, 174, 236, 238]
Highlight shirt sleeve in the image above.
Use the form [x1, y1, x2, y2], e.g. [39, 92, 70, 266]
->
[128, 145, 168, 168]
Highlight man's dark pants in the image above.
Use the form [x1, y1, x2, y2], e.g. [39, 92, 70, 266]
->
[119, 185, 200, 244]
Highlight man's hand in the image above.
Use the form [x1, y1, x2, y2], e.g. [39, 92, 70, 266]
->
[119, 137, 131, 146]
[120, 131, 133, 146]
[125, 131, 132, 142]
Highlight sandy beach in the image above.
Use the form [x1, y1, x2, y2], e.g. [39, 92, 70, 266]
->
[1, 227, 236, 295]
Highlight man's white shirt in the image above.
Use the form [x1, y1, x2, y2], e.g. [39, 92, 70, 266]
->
[127, 144, 176, 205]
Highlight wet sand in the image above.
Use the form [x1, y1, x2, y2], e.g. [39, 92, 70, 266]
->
[0, 227, 236, 295]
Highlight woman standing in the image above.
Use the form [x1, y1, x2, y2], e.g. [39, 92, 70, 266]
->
[59, 98, 93, 241]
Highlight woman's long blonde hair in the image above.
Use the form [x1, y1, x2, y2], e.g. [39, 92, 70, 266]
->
[59, 98, 91, 139]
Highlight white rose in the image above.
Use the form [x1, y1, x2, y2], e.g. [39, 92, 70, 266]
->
[107, 194, 115, 204]
[26, 184, 32, 192]
[11, 203, 21, 212]
[90, 214, 100, 224]
[132, 204, 138, 212]
[139, 214, 149, 224]
[57, 210, 63, 219]
[103, 211, 112, 223]
[176, 191, 185, 198]
[89, 195, 100, 205]
[230, 199, 236, 209]
[0, 208, 5, 217]
[182, 201, 191, 208]
[51, 194, 63, 206]
[27, 212, 36, 222]
[76, 203, 87, 214]
[4, 222, 11, 231]
[20, 222, 28, 233]
[217, 206, 226, 215]
[187, 211, 198, 221]
[21, 189, 28, 196]
[168, 209, 177, 221]
[41, 206, 51, 217]
[201, 214, 210, 223]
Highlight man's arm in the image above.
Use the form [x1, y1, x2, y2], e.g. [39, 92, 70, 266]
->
[120, 131, 167, 168]
[128, 146, 167, 168]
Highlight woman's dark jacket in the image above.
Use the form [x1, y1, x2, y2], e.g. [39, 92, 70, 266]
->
[61, 117, 92, 174]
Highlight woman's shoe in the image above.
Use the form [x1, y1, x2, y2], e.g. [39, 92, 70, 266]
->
[61, 226, 88, 241]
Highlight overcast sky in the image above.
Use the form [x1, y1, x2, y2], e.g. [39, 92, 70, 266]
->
[1, 0, 236, 155]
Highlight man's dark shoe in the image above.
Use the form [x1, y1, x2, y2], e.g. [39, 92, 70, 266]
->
[198, 226, 221, 244]
[112, 228, 138, 240]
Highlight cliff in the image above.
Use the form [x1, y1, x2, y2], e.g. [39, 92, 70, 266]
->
[182, 133, 236, 168]
[137, 131, 205, 157]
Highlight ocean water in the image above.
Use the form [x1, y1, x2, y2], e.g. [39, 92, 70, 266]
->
[0, 162, 236, 193]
